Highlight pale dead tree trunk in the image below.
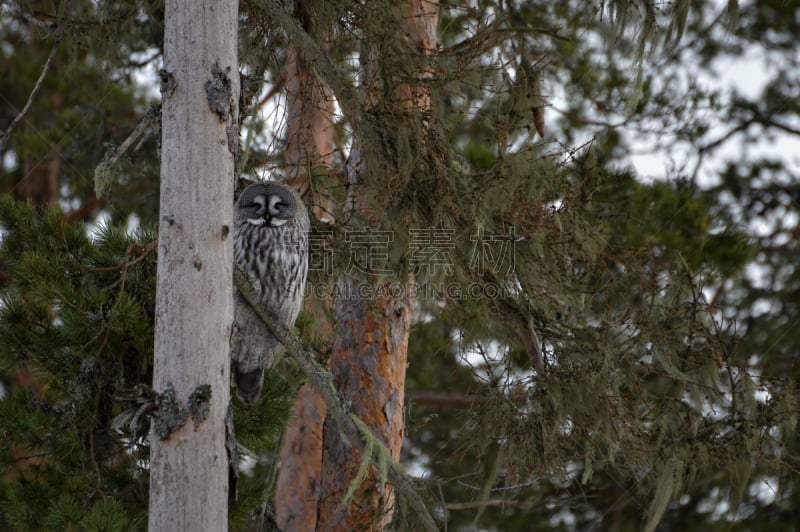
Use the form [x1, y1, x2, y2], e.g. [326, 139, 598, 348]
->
[148, 0, 238, 530]
[275, 2, 335, 529]
[316, 2, 439, 530]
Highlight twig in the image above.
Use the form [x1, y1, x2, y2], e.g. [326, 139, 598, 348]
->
[445, 499, 520, 511]
[233, 265, 438, 532]
[88, 426, 102, 492]
[18, 9, 51, 30]
[94, 105, 159, 197]
[407, 392, 495, 408]
[81, 240, 157, 275]
[110, 240, 158, 291]
[0, 30, 63, 145]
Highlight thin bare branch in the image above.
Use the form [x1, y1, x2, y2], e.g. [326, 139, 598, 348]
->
[407, 392, 495, 408]
[1, 32, 62, 145]
[445, 499, 520, 511]
[94, 104, 159, 197]
[18, 8, 51, 30]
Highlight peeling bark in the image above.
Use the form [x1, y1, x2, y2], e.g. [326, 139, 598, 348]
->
[275, 383, 327, 530]
[317, 277, 413, 530]
[314, 2, 438, 529]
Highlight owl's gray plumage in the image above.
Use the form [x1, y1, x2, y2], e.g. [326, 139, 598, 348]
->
[232, 182, 309, 403]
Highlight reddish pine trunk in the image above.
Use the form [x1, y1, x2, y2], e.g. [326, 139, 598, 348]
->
[274, 1, 336, 529]
[316, 2, 438, 529]
[275, 2, 438, 529]
[316, 277, 413, 530]
[275, 383, 327, 530]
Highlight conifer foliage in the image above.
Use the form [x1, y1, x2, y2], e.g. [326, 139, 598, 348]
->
[1, 0, 799, 530]
[0, 198, 155, 529]
[0, 198, 292, 529]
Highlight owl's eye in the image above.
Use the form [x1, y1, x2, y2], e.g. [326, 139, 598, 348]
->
[251, 196, 266, 210]
[268, 195, 290, 216]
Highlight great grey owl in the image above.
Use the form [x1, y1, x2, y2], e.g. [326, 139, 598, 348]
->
[232, 182, 309, 404]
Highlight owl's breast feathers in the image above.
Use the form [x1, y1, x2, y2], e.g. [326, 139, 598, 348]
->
[233, 217, 308, 326]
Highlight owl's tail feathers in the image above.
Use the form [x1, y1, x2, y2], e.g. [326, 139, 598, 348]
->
[233, 364, 264, 404]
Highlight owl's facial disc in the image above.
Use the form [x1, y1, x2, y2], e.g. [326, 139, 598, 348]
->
[237, 183, 299, 227]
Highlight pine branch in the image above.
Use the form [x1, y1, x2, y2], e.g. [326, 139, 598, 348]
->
[407, 392, 495, 408]
[232, 265, 439, 532]
[81, 240, 157, 274]
[261, 0, 386, 163]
